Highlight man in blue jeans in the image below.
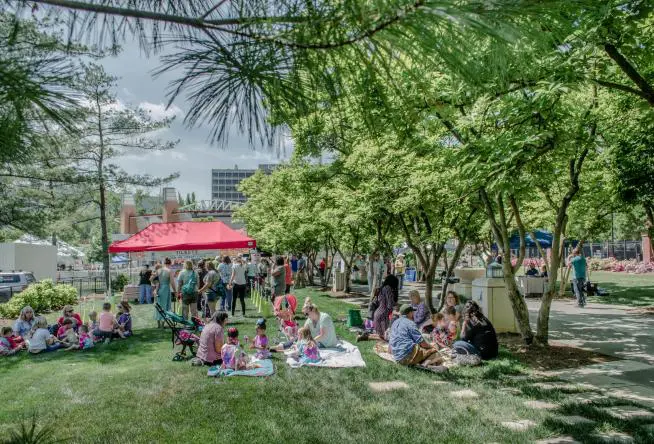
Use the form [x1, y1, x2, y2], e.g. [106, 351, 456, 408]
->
[568, 248, 587, 307]
[138, 264, 152, 304]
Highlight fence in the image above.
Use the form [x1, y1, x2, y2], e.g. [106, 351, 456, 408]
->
[56, 277, 107, 297]
[517, 240, 642, 261]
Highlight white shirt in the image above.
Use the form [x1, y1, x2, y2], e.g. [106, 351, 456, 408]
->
[29, 328, 51, 352]
[231, 263, 247, 285]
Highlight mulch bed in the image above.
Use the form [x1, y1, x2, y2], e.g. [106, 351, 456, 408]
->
[499, 333, 619, 371]
[627, 306, 654, 315]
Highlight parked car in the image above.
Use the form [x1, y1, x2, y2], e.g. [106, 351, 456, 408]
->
[0, 271, 37, 302]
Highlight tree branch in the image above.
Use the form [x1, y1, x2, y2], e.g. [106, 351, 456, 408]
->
[603, 43, 654, 107]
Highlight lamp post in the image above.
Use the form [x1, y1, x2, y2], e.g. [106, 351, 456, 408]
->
[611, 212, 615, 258]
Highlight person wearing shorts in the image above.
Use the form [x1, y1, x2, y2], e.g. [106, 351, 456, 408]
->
[389, 305, 438, 366]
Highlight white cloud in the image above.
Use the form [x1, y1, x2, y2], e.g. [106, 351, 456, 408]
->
[139, 101, 184, 120]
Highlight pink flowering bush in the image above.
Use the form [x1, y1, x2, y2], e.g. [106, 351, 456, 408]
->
[588, 258, 654, 273]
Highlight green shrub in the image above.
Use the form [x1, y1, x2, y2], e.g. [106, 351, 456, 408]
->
[111, 273, 129, 292]
[0, 279, 78, 319]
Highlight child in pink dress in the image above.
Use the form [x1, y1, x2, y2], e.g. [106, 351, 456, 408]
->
[293, 326, 321, 364]
[251, 319, 271, 359]
[78, 325, 94, 350]
[221, 327, 249, 370]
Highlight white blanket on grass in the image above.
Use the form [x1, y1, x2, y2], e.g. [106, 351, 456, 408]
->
[285, 340, 366, 368]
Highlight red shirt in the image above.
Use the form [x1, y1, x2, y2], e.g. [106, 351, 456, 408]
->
[319, 261, 326, 270]
[58, 313, 82, 327]
[284, 263, 292, 285]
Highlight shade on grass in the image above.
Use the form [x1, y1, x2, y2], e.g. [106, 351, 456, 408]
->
[586, 271, 654, 307]
[1, 288, 653, 443]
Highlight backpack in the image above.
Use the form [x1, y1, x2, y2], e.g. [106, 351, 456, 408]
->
[182, 271, 197, 296]
[209, 275, 226, 299]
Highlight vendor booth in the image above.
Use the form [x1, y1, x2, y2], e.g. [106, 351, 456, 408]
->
[108, 221, 256, 253]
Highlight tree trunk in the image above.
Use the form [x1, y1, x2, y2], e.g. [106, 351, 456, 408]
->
[424, 270, 436, 313]
[438, 238, 466, 311]
[502, 261, 533, 343]
[645, 204, 654, 258]
[344, 264, 352, 293]
[99, 181, 111, 297]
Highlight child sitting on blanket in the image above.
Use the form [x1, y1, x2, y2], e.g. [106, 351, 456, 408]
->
[221, 327, 250, 370]
[291, 326, 321, 364]
[57, 318, 75, 341]
[409, 290, 429, 327]
[251, 319, 271, 359]
[431, 309, 458, 349]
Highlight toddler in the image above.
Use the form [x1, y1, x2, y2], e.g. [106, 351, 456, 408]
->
[251, 319, 270, 359]
[116, 302, 132, 338]
[1, 327, 22, 356]
[432, 308, 459, 349]
[293, 326, 321, 364]
[221, 327, 249, 370]
[78, 325, 94, 350]
[57, 318, 75, 341]
[88, 311, 99, 331]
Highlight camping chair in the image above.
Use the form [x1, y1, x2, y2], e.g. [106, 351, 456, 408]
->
[155, 303, 199, 358]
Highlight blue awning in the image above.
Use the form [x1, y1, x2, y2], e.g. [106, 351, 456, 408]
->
[509, 229, 553, 249]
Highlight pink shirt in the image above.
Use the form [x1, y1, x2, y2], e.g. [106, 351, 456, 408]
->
[98, 311, 115, 332]
[196, 322, 224, 364]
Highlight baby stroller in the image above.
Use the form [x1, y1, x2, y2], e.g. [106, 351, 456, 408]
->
[273, 294, 298, 341]
[155, 303, 203, 360]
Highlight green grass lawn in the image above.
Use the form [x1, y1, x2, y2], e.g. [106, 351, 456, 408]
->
[1, 288, 653, 443]
[586, 271, 654, 307]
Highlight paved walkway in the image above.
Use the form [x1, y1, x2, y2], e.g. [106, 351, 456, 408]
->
[340, 281, 654, 407]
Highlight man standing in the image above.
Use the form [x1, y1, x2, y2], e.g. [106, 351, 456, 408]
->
[568, 248, 588, 307]
[290, 255, 298, 282]
[319, 257, 326, 285]
[389, 305, 439, 366]
[247, 256, 258, 295]
[394, 255, 406, 290]
[138, 264, 152, 304]
[296, 254, 307, 289]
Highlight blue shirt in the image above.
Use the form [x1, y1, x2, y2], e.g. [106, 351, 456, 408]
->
[291, 259, 298, 272]
[570, 256, 587, 280]
[389, 316, 423, 362]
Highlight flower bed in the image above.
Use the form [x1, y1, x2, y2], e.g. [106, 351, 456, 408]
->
[588, 258, 654, 274]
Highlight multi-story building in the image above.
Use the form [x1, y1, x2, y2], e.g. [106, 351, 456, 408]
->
[211, 164, 277, 203]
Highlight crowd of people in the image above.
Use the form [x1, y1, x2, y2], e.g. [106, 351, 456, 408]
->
[1, 302, 133, 356]
[358, 274, 499, 366]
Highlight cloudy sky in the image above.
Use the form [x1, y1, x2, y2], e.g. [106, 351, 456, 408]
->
[99, 43, 293, 201]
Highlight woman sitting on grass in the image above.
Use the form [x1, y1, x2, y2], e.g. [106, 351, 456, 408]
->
[195, 311, 228, 366]
[452, 301, 498, 361]
[57, 305, 83, 330]
[12, 306, 35, 339]
[303, 304, 338, 348]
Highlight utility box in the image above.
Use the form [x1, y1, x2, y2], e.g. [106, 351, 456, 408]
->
[332, 270, 345, 292]
[0, 243, 57, 280]
[453, 268, 486, 300]
[471, 277, 519, 333]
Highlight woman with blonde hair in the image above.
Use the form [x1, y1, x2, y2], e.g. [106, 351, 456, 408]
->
[13, 306, 35, 338]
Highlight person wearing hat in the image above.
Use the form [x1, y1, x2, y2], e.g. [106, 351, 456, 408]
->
[389, 304, 438, 365]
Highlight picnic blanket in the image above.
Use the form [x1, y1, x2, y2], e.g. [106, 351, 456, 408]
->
[373, 342, 453, 372]
[207, 359, 274, 377]
[285, 340, 366, 369]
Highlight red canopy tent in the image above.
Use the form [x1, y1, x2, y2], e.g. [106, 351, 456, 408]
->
[108, 221, 256, 253]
